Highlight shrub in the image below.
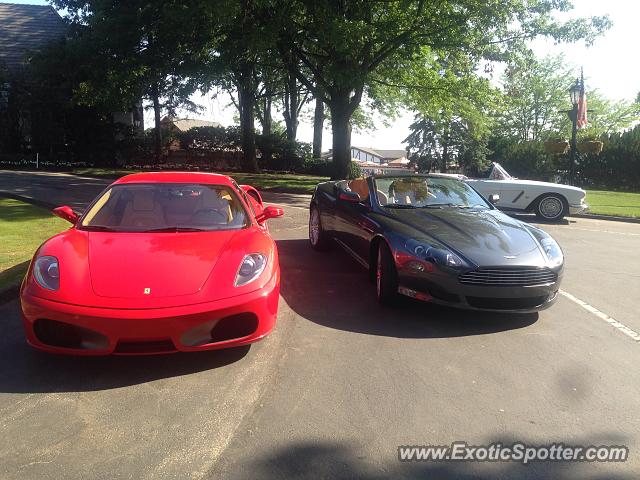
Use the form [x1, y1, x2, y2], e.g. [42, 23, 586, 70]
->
[348, 161, 362, 179]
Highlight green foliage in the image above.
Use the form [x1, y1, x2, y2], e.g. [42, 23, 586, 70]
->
[490, 139, 564, 181]
[578, 92, 640, 139]
[174, 125, 311, 172]
[497, 54, 574, 141]
[348, 161, 363, 180]
[578, 125, 640, 190]
[279, 0, 610, 178]
[405, 112, 491, 175]
[177, 126, 241, 152]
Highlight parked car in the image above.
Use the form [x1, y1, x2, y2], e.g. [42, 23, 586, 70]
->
[309, 174, 564, 312]
[434, 163, 587, 221]
[20, 172, 284, 355]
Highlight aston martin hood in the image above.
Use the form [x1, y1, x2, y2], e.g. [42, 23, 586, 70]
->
[88, 230, 237, 298]
[383, 208, 546, 267]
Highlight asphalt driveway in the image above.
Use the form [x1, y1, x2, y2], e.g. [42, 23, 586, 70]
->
[0, 170, 638, 479]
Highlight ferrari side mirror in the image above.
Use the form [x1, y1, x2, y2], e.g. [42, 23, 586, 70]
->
[256, 205, 284, 223]
[488, 194, 500, 205]
[52, 205, 79, 225]
[339, 191, 361, 203]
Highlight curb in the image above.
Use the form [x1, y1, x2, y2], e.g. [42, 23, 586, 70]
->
[0, 192, 58, 210]
[572, 213, 640, 224]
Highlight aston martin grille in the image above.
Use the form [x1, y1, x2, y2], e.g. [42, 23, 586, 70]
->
[459, 267, 557, 287]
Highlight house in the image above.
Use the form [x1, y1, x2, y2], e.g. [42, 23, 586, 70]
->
[350, 146, 408, 165]
[0, 3, 142, 153]
[0, 3, 67, 74]
[160, 117, 224, 151]
[162, 118, 223, 133]
[322, 145, 411, 175]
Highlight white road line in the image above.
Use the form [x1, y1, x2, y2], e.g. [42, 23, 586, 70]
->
[560, 290, 640, 343]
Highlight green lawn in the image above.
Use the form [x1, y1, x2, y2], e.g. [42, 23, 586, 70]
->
[0, 198, 68, 291]
[71, 168, 328, 194]
[586, 190, 640, 218]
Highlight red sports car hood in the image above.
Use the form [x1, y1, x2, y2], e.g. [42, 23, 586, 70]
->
[88, 230, 236, 299]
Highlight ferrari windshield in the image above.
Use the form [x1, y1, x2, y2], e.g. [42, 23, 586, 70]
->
[374, 176, 490, 209]
[80, 183, 249, 232]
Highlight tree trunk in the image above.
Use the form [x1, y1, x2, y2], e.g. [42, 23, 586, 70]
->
[441, 123, 451, 173]
[330, 102, 352, 180]
[313, 94, 324, 159]
[261, 96, 273, 165]
[237, 70, 259, 173]
[262, 96, 272, 136]
[151, 83, 162, 163]
[283, 72, 298, 142]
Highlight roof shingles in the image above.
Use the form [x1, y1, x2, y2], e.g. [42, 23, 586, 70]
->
[0, 3, 66, 72]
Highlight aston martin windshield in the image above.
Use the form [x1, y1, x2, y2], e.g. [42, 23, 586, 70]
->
[374, 176, 490, 209]
[80, 183, 249, 231]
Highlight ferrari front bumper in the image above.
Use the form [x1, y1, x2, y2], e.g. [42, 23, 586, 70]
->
[20, 272, 279, 355]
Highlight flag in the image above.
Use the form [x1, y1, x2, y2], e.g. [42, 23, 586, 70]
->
[577, 76, 587, 128]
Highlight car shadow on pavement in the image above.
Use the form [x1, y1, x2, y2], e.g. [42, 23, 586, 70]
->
[277, 239, 538, 339]
[508, 213, 571, 226]
[0, 304, 250, 393]
[224, 439, 633, 480]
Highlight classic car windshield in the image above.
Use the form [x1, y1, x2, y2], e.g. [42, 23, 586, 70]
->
[374, 176, 490, 209]
[80, 183, 249, 232]
[488, 163, 513, 180]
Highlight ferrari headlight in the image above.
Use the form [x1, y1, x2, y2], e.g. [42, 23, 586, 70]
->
[540, 237, 563, 267]
[405, 239, 466, 269]
[234, 253, 267, 287]
[33, 256, 60, 290]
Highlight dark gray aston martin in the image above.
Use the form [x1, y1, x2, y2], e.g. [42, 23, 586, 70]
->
[309, 174, 564, 312]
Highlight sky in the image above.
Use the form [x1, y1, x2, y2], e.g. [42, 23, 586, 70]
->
[4, 0, 639, 150]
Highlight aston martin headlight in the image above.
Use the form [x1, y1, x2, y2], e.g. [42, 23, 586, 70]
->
[405, 239, 466, 269]
[33, 256, 59, 290]
[540, 237, 563, 267]
[427, 248, 465, 268]
[234, 253, 267, 287]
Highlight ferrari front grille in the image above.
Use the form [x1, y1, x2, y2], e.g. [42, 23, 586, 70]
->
[459, 267, 557, 287]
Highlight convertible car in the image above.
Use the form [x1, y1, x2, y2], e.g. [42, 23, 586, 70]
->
[20, 172, 283, 355]
[309, 175, 564, 312]
[454, 163, 587, 221]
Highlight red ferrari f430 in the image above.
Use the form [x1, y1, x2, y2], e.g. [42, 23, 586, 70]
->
[20, 172, 284, 355]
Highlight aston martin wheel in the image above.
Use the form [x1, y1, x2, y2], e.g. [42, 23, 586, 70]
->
[535, 194, 567, 221]
[376, 242, 398, 305]
[309, 206, 330, 251]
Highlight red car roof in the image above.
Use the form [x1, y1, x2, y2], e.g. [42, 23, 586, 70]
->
[113, 171, 235, 186]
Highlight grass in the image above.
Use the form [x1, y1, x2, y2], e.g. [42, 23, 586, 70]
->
[586, 190, 640, 218]
[0, 198, 69, 291]
[71, 168, 328, 194]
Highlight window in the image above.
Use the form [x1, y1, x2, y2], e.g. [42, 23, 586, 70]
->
[80, 183, 249, 232]
[374, 176, 489, 209]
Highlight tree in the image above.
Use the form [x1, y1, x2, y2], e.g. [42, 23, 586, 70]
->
[52, 0, 213, 162]
[312, 92, 325, 159]
[277, 0, 610, 179]
[577, 91, 640, 139]
[497, 54, 574, 142]
[405, 113, 490, 175]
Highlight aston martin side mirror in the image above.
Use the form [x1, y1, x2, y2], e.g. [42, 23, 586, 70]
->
[339, 191, 361, 203]
[488, 194, 500, 205]
[52, 205, 79, 225]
